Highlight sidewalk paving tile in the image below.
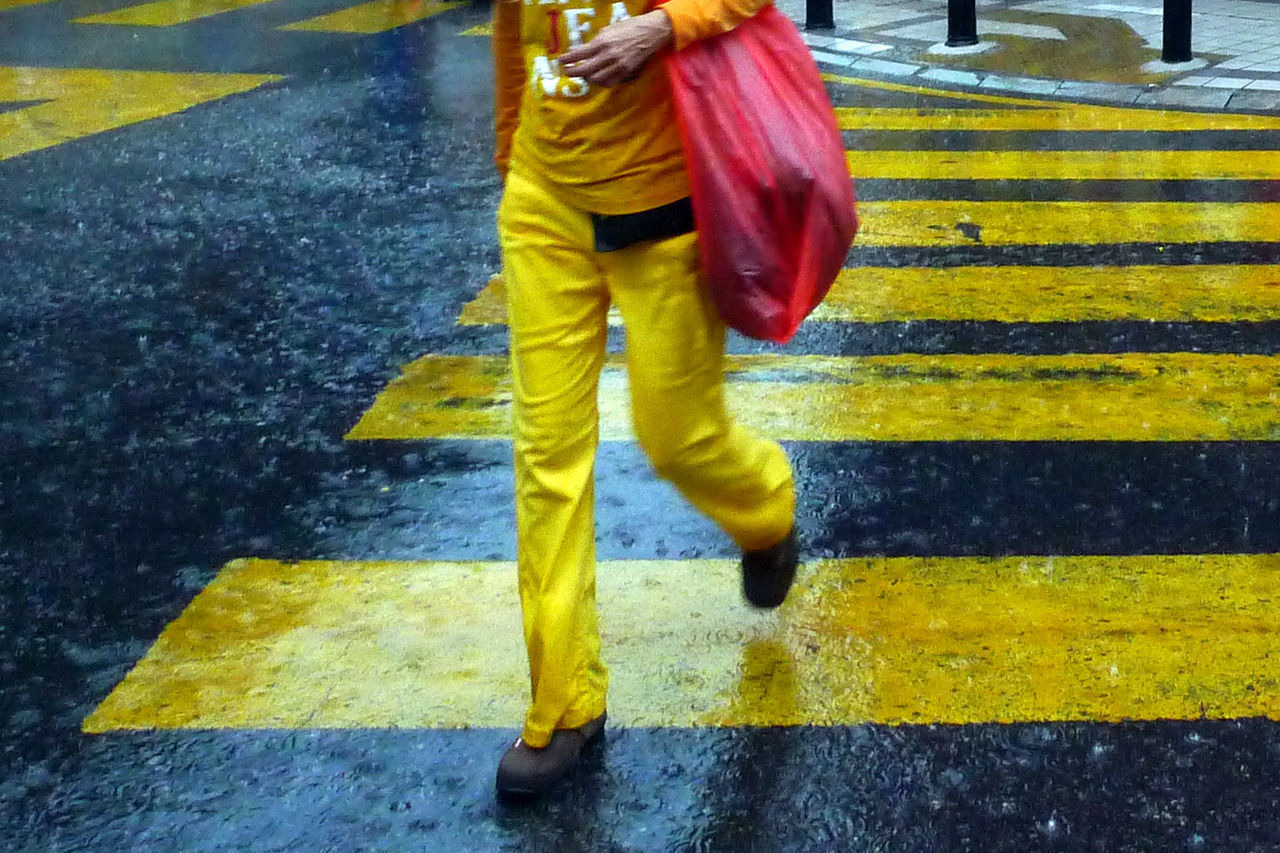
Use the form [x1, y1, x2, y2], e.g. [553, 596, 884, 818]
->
[849, 57, 924, 76]
[919, 68, 986, 87]
[979, 74, 1063, 94]
[1228, 90, 1280, 109]
[1137, 87, 1236, 107]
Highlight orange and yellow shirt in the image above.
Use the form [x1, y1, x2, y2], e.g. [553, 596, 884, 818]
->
[492, 0, 768, 214]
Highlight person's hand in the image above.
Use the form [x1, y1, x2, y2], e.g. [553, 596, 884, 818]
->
[559, 11, 673, 87]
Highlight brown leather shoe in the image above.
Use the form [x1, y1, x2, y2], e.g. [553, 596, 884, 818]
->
[495, 712, 607, 798]
[741, 527, 798, 608]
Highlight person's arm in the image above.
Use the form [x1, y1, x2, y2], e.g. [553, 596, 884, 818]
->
[559, 0, 769, 87]
[659, 0, 771, 51]
[492, 0, 525, 179]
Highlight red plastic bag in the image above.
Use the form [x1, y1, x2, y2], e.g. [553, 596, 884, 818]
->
[664, 4, 857, 343]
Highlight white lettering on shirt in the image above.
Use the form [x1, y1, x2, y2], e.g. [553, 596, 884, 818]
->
[530, 55, 590, 98]
[563, 7, 594, 46]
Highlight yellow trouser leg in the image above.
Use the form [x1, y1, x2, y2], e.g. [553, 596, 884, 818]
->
[499, 168, 796, 747]
[499, 169, 609, 748]
[603, 233, 796, 552]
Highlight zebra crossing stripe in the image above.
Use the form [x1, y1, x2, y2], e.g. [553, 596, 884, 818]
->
[74, 0, 274, 26]
[280, 0, 465, 34]
[824, 74, 1280, 132]
[837, 106, 1280, 132]
[857, 201, 1280, 247]
[0, 67, 281, 163]
[813, 265, 1280, 323]
[460, 266, 1280, 326]
[83, 554, 1280, 732]
[345, 352, 1280, 443]
[847, 149, 1280, 181]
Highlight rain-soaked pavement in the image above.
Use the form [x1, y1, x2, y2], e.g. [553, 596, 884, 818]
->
[5, 0, 1280, 849]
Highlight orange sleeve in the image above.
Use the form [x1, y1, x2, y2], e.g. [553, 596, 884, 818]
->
[659, 0, 771, 51]
[492, 0, 525, 178]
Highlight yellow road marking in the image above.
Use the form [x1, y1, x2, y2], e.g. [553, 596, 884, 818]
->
[858, 201, 1280, 246]
[927, 11, 1163, 86]
[0, 0, 50, 10]
[462, 266, 1280, 326]
[468, 202, 1280, 259]
[459, 273, 623, 326]
[75, 0, 272, 26]
[848, 149, 1280, 181]
[458, 274, 509, 325]
[825, 73, 1280, 131]
[84, 554, 1280, 731]
[838, 107, 1280, 132]
[280, 0, 464, 34]
[459, 21, 491, 36]
[814, 265, 1280, 323]
[0, 67, 281, 162]
[837, 106, 1280, 133]
[346, 351, 1280, 443]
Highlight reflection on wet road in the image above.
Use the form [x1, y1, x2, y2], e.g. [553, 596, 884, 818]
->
[4, 0, 1280, 849]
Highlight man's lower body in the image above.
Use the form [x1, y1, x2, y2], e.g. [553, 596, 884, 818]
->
[495, 167, 796, 795]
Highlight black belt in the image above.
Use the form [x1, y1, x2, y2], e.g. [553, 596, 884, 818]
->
[590, 197, 695, 253]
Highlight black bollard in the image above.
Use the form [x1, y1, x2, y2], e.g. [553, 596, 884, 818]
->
[946, 0, 979, 47]
[1162, 0, 1193, 63]
[806, 0, 834, 30]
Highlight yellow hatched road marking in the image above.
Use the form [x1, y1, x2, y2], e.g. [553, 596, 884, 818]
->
[825, 73, 1280, 131]
[459, 274, 624, 326]
[281, 0, 464, 34]
[814, 265, 1280, 323]
[346, 352, 1280, 443]
[84, 554, 1280, 731]
[848, 149, 1280, 181]
[75, 0, 272, 25]
[441, 203, 1280, 255]
[0, 67, 281, 162]
[857, 201, 1280, 246]
[457, 275, 509, 325]
[837, 107, 1280, 132]
[463, 267, 1280, 326]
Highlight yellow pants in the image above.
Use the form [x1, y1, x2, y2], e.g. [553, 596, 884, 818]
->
[498, 167, 796, 748]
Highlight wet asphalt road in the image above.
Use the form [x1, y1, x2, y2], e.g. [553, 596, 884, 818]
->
[6, 0, 1280, 849]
